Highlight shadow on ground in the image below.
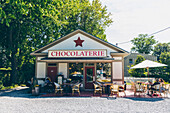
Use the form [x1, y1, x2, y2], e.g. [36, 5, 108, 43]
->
[0, 87, 167, 102]
[0, 87, 38, 98]
[0, 87, 103, 99]
[124, 97, 164, 102]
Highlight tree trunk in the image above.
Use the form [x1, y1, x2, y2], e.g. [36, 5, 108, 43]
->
[9, 27, 17, 84]
[10, 51, 17, 84]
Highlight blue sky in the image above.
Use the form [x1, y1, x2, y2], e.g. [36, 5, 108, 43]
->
[99, 0, 170, 52]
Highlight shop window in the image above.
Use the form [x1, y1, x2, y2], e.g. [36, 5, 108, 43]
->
[69, 63, 83, 83]
[96, 63, 111, 83]
[48, 63, 57, 66]
[129, 59, 133, 64]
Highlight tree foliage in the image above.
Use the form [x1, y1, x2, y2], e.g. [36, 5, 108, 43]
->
[0, 0, 62, 84]
[0, 0, 113, 85]
[128, 55, 146, 77]
[153, 43, 170, 60]
[134, 55, 145, 65]
[131, 34, 157, 54]
[159, 52, 170, 76]
[57, 0, 113, 41]
[148, 52, 170, 82]
[151, 42, 170, 82]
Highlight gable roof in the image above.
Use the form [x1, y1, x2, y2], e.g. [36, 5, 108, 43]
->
[30, 29, 129, 55]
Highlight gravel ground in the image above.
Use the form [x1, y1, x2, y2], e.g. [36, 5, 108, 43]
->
[0, 87, 170, 113]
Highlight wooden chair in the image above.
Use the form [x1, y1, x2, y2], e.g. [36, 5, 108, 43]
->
[96, 81, 105, 93]
[110, 84, 119, 97]
[119, 85, 126, 97]
[130, 81, 135, 91]
[93, 83, 102, 96]
[161, 84, 170, 97]
[54, 82, 63, 95]
[151, 84, 161, 97]
[72, 83, 81, 96]
[134, 83, 145, 96]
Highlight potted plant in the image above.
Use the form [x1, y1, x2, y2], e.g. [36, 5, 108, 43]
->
[31, 77, 39, 96]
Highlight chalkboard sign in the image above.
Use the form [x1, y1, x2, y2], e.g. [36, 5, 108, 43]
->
[56, 75, 64, 85]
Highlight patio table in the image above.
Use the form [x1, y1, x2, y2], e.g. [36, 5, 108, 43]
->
[103, 83, 126, 96]
[62, 83, 73, 95]
[103, 83, 113, 96]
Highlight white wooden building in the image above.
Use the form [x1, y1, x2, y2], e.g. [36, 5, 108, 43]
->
[30, 29, 129, 90]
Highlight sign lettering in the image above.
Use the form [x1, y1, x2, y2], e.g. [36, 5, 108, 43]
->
[48, 50, 107, 58]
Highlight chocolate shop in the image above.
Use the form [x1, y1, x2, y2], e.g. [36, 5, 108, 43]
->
[30, 29, 129, 90]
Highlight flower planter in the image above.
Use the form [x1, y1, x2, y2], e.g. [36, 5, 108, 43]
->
[32, 87, 40, 96]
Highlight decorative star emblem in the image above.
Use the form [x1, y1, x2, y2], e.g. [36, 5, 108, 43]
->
[74, 37, 84, 47]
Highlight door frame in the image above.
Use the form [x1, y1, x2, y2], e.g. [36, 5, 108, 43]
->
[85, 66, 95, 89]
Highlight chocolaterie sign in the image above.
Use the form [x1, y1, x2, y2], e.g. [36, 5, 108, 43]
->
[48, 50, 107, 58]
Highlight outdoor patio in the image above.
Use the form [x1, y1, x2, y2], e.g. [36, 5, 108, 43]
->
[40, 89, 167, 98]
[0, 86, 169, 113]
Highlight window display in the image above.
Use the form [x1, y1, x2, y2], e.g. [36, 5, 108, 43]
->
[96, 63, 111, 83]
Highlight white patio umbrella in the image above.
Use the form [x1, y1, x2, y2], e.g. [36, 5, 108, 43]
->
[130, 60, 167, 77]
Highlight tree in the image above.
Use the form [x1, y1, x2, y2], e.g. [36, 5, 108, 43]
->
[149, 52, 170, 82]
[128, 55, 146, 77]
[0, 0, 61, 84]
[159, 52, 170, 74]
[0, 0, 113, 84]
[153, 42, 170, 60]
[151, 43, 170, 81]
[131, 34, 157, 54]
[134, 55, 145, 65]
[57, 0, 113, 41]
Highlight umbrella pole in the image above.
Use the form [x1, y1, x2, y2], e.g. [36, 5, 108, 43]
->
[146, 67, 149, 82]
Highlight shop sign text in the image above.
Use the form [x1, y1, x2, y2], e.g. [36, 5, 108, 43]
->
[48, 50, 107, 58]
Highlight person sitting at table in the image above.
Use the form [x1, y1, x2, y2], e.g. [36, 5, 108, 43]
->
[159, 78, 165, 93]
[152, 78, 160, 85]
[45, 77, 51, 85]
[44, 77, 54, 93]
[146, 81, 152, 95]
[159, 78, 164, 84]
[149, 78, 160, 95]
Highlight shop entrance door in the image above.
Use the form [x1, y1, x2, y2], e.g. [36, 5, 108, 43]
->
[47, 67, 57, 82]
[85, 67, 95, 89]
